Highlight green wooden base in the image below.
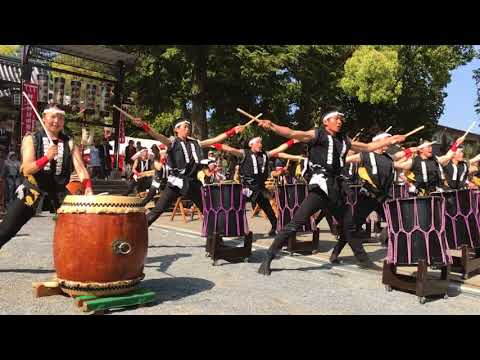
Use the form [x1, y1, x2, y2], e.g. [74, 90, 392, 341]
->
[75, 288, 156, 313]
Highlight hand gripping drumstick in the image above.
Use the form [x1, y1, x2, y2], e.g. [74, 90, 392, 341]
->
[236, 108, 263, 126]
[403, 125, 425, 138]
[22, 91, 53, 144]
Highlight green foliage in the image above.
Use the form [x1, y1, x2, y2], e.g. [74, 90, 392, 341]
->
[0, 45, 20, 56]
[340, 46, 402, 104]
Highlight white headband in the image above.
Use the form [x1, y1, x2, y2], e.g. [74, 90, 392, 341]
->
[372, 133, 391, 142]
[322, 111, 344, 122]
[43, 108, 65, 116]
[174, 120, 190, 129]
[249, 137, 262, 147]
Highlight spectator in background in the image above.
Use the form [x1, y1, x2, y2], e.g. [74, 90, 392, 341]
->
[88, 139, 102, 180]
[136, 141, 142, 152]
[4, 151, 20, 208]
[0, 118, 12, 154]
[124, 139, 137, 179]
[98, 138, 113, 180]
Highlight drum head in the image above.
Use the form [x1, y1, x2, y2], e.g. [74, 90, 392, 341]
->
[58, 195, 146, 214]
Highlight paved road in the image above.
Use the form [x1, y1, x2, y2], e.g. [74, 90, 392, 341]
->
[1, 213, 479, 315]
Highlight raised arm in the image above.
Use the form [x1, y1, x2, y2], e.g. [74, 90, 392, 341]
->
[132, 118, 172, 147]
[437, 136, 464, 166]
[200, 125, 246, 147]
[392, 146, 417, 161]
[469, 153, 480, 166]
[351, 134, 406, 153]
[267, 139, 299, 157]
[346, 153, 362, 164]
[71, 145, 94, 195]
[275, 152, 306, 162]
[257, 120, 315, 143]
[211, 143, 244, 158]
[394, 158, 413, 171]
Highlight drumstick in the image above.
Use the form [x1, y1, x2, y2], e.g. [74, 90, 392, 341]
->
[403, 126, 425, 138]
[112, 104, 136, 121]
[461, 121, 477, 139]
[237, 108, 264, 123]
[243, 113, 263, 127]
[385, 126, 392, 133]
[22, 91, 53, 144]
[352, 128, 364, 141]
[417, 141, 437, 149]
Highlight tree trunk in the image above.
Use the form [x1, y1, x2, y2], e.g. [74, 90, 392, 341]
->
[190, 46, 209, 139]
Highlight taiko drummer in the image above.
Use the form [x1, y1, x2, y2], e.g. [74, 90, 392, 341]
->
[0, 103, 93, 251]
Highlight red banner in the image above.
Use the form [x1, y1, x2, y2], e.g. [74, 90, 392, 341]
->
[119, 104, 126, 144]
[21, 83, 39, 137]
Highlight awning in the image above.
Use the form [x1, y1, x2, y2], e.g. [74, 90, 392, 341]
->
[0, 56, 21, 84]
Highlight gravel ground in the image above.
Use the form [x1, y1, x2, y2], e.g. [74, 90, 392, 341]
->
[1, 213, 480, 315]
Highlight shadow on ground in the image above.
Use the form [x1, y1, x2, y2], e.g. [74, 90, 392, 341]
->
[0, 268, 55, 274]
[141, 277, 215, 303]
[145, 254, 191, 273]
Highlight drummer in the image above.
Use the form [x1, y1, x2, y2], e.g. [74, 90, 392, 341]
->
[395, 137, 464, 195]
[211, 137, 304, 236]
[0, 103, 93, 251]
[255, 110, 407, 275]
[344, 132, 419, 241]
[140, 144, 168, 207]
[123, 147, 154, 196]
[197, 159, 226, 185]
[131, 117, 246, 226]
[442, 146, 476, 190]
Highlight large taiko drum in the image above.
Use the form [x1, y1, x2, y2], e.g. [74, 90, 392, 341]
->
[275, 183, 315, 232]
[431, 189, 480, 250]
[384, 196, 451, 266]
[54, 195, 148, 297]
[201, 183, 248, 237]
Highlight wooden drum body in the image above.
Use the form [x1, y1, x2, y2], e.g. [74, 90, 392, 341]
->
[54, 195, 148, 297]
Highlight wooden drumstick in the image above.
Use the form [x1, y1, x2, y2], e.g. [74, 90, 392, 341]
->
[385, 126, 392, 133]
[352, 128, 364, 141]
[243, 113, 263, 127]
[112, 104, 136, 121]
[22, 91, 53, 144]
[403, 125, 425, 138]
[237, 108, 264, 122]
[460, 121, 477, 140]
[417, 140, 437, 149]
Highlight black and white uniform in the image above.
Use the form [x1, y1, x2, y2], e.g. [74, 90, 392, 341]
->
[443, 161, 469, 190]
[140, 164, 168, 206]
[240, 149, 277, 229]
[343, 161, 360, 185]
[146, 137, 204, 226]
[354, 151, 395, 229]
[124, 158, 154, 196]
[0, 129, 73, 248]
[411, 156, 445, 195]
[265, 127, 370, 262]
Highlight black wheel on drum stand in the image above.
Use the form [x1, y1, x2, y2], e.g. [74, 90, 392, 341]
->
[385, 285, 392, 292]
[418, 296, 426, 305]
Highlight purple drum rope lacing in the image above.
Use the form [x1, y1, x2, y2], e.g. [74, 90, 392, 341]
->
[438, 190, 480, 249]
[275, 184, 315, 233]
[201, 184, 248, 237]
[384, 197, 451, 265]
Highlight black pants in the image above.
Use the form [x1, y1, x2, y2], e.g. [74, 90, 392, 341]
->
[251, 191, 277, 229]
[124, 177, 152, 196]
[147, 181, 203, 227]
[266, 188, 369, 262]
[0, 198, 37, 248]
[140, 184, 165, 207]
[315, 209, 337, 233]
[353, 194, 384, 229]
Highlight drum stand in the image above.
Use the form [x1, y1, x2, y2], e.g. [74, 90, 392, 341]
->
[206, 231, 253, 266]
[448, 245, 480, 280]
[286, 228, 320, 255]
[382, 260, 450, 304]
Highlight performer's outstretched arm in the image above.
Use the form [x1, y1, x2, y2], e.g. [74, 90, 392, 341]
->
[392, 146, 418, 161]
[211, 143, 244, 158]
[267, 139, 299, 157]
[257, 120, 315, 143]
[394, 158, 413, 171]
[437, 137, 464, 166]
[131, 118, 172, 147]
[351, 135, 405, 153]
[346, 153, 362, 164]
[199, 125, 245, 147]
[275, 152, 305, 161]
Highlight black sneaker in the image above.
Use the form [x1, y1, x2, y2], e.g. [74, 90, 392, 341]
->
[329, 253, 343, 264]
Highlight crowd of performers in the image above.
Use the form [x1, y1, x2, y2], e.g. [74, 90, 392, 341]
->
[3, 102, 480, 280]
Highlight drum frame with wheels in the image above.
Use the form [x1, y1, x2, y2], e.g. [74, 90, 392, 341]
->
[205, 231, 253, 265]
[382, 260, 450, 304]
